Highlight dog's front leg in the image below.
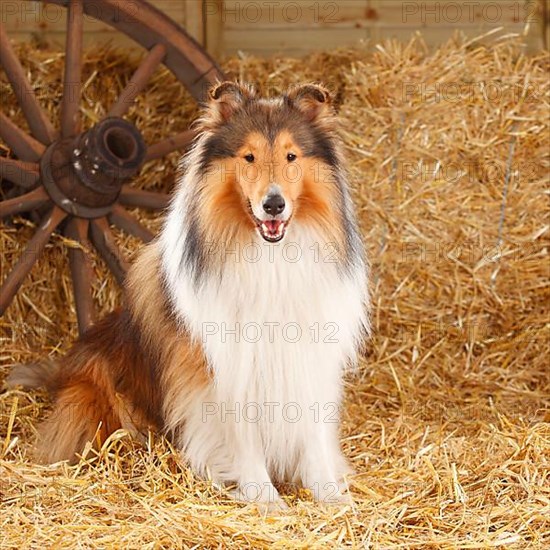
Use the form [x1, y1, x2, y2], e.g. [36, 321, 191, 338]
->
[299, 420, 352, 505]
[228, 448, 288, 512]
[181, 398, 287, 511]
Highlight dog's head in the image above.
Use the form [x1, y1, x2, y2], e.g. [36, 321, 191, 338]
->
[195, 81, 342, 244]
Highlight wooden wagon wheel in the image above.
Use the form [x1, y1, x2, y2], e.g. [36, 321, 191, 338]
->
[0, 0, 224, 334]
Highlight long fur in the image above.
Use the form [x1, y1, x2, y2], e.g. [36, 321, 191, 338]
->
[8, 82, 370, 507]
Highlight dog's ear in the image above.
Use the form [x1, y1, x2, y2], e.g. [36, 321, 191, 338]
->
[207, 81, 256, 122]
[287, 83, 333, 122]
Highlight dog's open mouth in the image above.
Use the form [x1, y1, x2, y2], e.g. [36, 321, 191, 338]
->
[247, 201, 290, 242]
[257, 219, 287, 242]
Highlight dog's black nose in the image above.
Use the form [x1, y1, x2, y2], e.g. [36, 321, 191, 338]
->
[263, 194, 285, 216]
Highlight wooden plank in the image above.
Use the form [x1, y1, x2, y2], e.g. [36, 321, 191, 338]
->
[3, 2, 128, 35]
[220, 0, 528, 29]
[218, 0, 531, 55]
[372, 0, 532, 27]
[223, 27, 371, 56]
[368, 0, 527, 46]
[1, 1, 189, 32]
[205, 0, 224, 57]
[186, 0, 204, 43]
[523, 0, 548, 52]
[221, 0, 369, 27]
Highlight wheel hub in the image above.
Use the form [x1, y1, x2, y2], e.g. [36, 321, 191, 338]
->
[40, 117, 146, 219]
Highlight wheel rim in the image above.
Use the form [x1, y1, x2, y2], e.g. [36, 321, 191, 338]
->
[0, 0, 225, 334]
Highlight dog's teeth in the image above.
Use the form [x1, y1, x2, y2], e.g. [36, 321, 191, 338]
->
[258, 220, 287, 241]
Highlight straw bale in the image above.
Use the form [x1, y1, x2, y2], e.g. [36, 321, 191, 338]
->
[1, 33, 549, 548]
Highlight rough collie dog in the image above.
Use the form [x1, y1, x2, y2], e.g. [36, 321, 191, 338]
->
[9, 82, 369, 509]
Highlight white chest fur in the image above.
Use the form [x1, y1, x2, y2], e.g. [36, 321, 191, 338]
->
[164, 220, 366, 456]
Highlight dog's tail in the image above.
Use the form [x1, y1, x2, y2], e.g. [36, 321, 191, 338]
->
[6, 359, 61, 393]
[7, 354, 120, 464]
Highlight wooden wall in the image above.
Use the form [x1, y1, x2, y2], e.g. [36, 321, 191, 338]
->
[208, 0, 547, 56]
[1, 1, 547, 55]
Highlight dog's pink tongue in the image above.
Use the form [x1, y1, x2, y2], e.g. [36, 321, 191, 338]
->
[264, 220, 282, 234]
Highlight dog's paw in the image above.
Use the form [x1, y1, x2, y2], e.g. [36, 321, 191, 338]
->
[306, 480, 354, 507]
[318, 490, 353, 507]
[253, 497, 290, 515]
[228, 484, 289, 514]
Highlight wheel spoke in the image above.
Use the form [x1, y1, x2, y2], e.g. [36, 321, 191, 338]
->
[119, 185, 170, 210]
[145, 129, 196, 162]
[90, 217, 130, 286]
[0, 23, 57, 144]
[109, 204, 154, 242]
[0, 113, 45, 162]
[108, 43, 167, 118]
[0, 187, 49, 218]
[0, 158, 40, 189]
[60, 0, 84, 138]
[65, 218, 95, 334]
[0, 206, 66, 315]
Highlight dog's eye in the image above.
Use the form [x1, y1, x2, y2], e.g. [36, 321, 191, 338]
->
[287, 153, 297, 162]
[244, 154, 255, 163]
